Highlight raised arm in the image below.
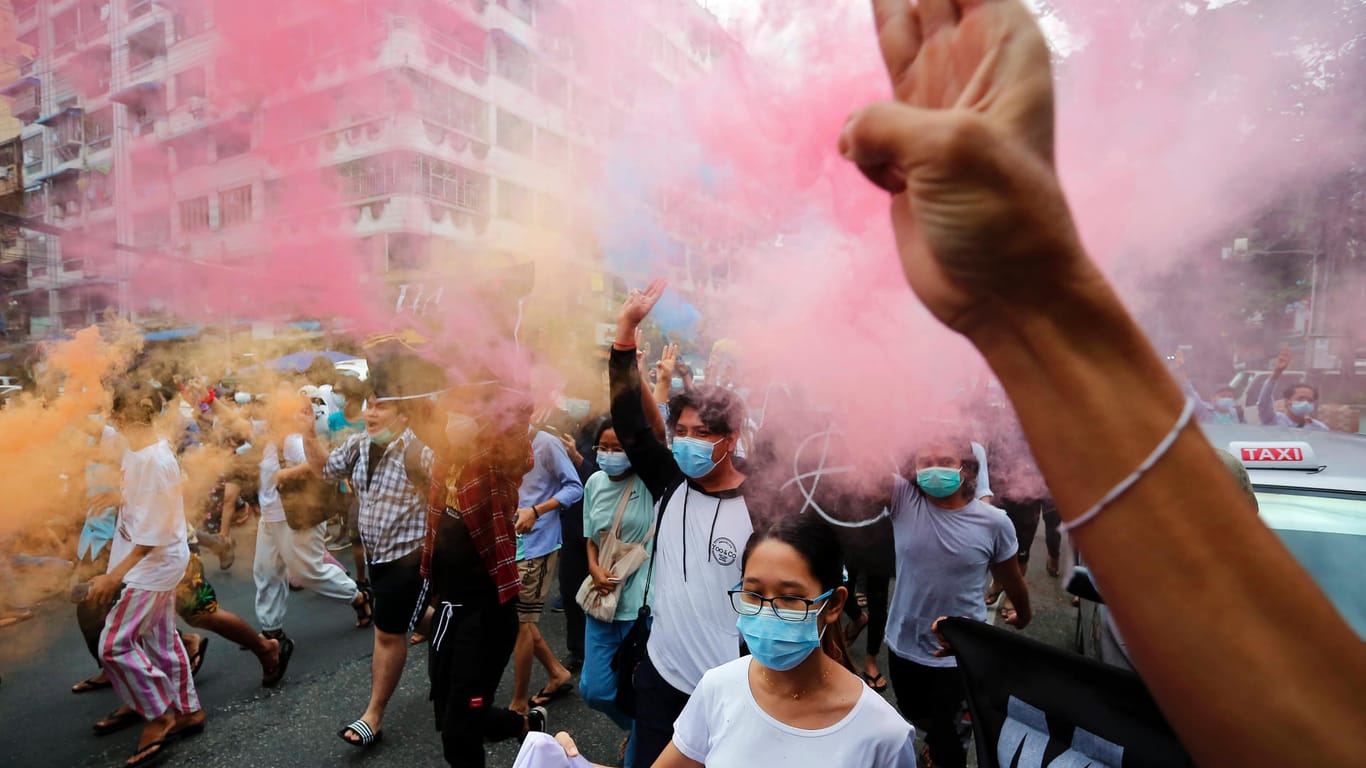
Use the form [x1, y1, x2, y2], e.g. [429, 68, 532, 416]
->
[1175, 356, 1215, 423]
[842, 2, 1365, 764]
[610, 281, 683, 500]
[653, 344, 679, 404]
[1258, 348, 1290, 425]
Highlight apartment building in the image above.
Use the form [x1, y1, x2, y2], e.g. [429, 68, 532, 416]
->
[1, 0, 732, 340]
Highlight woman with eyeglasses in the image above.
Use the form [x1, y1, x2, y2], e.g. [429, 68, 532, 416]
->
[552, 514, 916, 767]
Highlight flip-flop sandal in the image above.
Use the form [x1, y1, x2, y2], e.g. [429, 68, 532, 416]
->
[862, 672, 888, 692]
[94, 708, 142, 736]
[188, 637, 210, 677]
[71, 675, 112, 694]
[352, 590, 373, 629]
[262, 636, 294, 688]
[409, 632, 427, 646]
[126, 738, 171, 768]
[339, 718, 383, 748]
[985, 587, 1004, 606]
[168, 715, 206, 741]
[529, 681, 574, 707]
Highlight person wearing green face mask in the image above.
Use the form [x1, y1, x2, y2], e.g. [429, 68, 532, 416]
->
[886, 438, 1031, 768]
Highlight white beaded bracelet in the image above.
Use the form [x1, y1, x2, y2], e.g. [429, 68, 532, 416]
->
[1059, 398, 1197, 534]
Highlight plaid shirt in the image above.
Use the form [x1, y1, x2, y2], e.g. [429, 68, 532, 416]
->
[324, 429, 432, 565]
[421, 438, 533, 605]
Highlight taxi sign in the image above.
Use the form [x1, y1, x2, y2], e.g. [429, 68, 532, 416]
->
[1228, 441, 1320, 470]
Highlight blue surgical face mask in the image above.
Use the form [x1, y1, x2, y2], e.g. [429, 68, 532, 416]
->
[736, 588, 834, 671]
[597, 450, 632, 477]
[370, 427, 397, 445]
[1290, 400, 1315, 417]
[1215, 397, 1236, 411]
[916, 467, 963, 498]
[671, 377, 683, 391]
[672, 435, 725, 479]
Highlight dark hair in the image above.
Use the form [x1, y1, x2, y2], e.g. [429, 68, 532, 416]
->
[667, 384, 746, 435]
[911, 438, 981, 499]
[1284, 383, 1318, 401]
[335, 375, 369, 398]
[741, 515, 856, 674]
[593, 418, 615, 446]
[112, 384, 164, 427]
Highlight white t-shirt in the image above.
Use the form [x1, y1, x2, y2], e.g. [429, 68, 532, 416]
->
[672, 657, 917, 768]
[647, 484, 753, 695]
[971, 441, 992, 498]
[108, 440, 189, 593]
[511, 732, 594, 768]
[886, 476, 1018, 666]
[258, 433, 307, 524]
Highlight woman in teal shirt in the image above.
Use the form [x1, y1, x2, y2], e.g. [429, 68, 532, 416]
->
[579, 420, 655, 766]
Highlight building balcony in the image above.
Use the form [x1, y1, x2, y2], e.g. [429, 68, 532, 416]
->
[1, 78, 42, 124]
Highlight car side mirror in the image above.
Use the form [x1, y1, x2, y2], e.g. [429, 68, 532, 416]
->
[1065, 565, 1105, 604]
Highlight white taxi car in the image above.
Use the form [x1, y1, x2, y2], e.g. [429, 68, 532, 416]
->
[1077, 425, 1366, 666]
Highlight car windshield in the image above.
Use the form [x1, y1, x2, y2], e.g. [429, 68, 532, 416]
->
[1255, 489, 1366, 640]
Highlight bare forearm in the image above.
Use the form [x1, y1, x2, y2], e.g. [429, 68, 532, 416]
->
[989, 559, 1031, 625]
[108, 545, 154, 583]
[642, 370, 668, 442]
[970, 267, 1366, 765]
[276, 463, 316, 482]
[587, 540, 602, 574]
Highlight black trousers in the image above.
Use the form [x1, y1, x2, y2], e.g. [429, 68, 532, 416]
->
[631, 654, 692, 768]
[889, 653, 969, 768]
[841, 566, 890, 657]
[999, 497, 1061, 564]
[429, 595, 524, 767]
[557, 502, 588, 659]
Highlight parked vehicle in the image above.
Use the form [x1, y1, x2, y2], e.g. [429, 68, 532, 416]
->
[1227, 369, 1307, 422]
[1074, 424, 1366, 668]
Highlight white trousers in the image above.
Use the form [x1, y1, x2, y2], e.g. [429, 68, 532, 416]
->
[254, 519, 358, 631]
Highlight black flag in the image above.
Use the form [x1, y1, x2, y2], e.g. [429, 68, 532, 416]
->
[936, 617, 1193, 768]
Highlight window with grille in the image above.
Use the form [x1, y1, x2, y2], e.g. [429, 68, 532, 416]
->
[179, 196, 210, 233]
[218, 185, 253, 227]
[415, 155, 486, 213]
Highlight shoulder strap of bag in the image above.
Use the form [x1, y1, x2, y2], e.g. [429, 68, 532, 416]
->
[403, 436, 429, 492]
[607, 478, 634, 540]
[638, 477, 683, 616]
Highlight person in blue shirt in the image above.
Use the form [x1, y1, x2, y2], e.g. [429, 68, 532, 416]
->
[510, 427, 585, 715]
[1258, 349, 1327, 430]
[1174, 354, 1245, 425]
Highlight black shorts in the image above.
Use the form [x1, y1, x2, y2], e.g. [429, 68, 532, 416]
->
[367, 549, 424, 634]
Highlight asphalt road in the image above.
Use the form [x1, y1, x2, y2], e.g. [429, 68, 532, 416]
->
[0, 525, 1077, 768]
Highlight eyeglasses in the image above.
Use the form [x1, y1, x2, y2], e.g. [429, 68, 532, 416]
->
[728, 583, 834, 622]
